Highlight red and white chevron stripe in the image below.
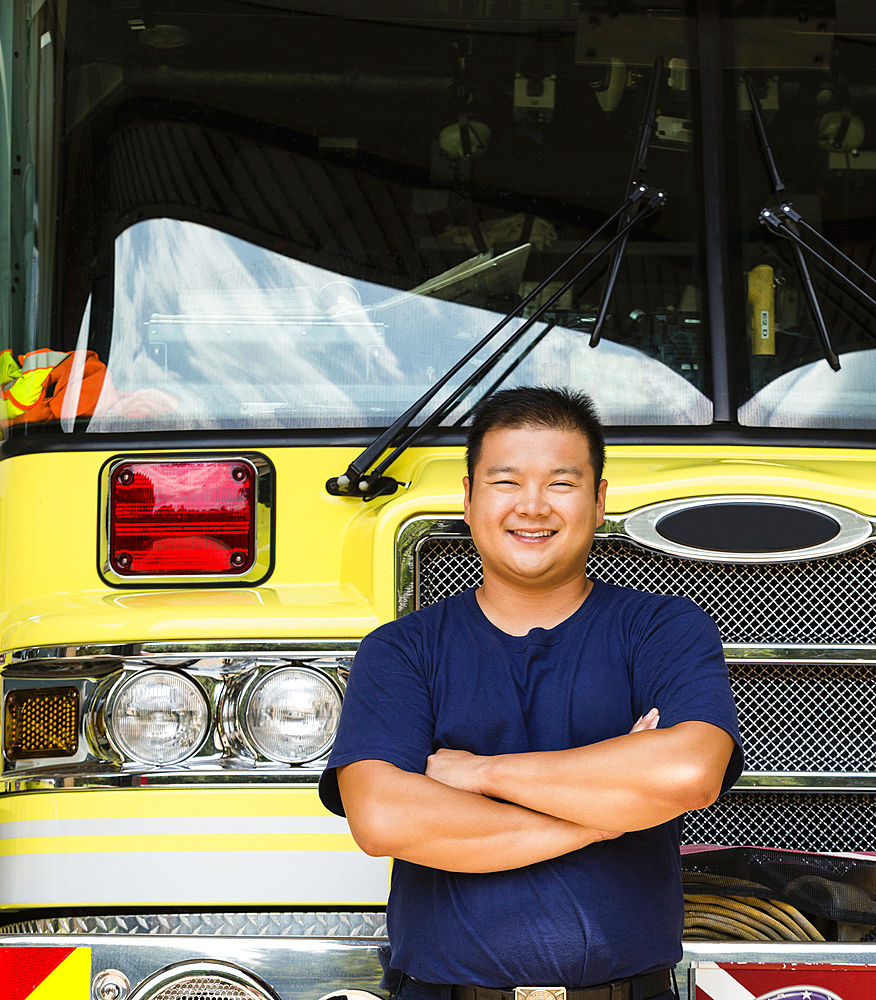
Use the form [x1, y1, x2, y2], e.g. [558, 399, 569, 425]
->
[694, 961, 876, 1000]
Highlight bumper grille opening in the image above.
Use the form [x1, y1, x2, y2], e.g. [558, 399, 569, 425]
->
[137, 977, 263, 999]
[683, 792, 876, 854]
[129, 961, 280, 1000]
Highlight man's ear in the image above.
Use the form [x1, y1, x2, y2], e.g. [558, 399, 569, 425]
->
[463, 476, 471, 525]
[596, 479, 608, 528]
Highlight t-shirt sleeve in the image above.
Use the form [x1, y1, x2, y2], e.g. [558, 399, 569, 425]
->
[629, 599, 744, 794]
[318, 626, 437, 816]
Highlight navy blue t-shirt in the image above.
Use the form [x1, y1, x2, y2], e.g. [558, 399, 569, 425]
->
[320, 580, 743, 988]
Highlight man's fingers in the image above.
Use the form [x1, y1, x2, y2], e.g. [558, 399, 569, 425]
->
[597, 829, 625, 841]
[629, 707, 659, 733]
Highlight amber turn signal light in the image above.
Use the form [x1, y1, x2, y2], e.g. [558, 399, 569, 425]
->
[4, 687, 79, 759]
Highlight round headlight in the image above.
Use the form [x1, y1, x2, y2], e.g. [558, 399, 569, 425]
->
[109, 670, 209, 764]
[244, 667, 341, 763]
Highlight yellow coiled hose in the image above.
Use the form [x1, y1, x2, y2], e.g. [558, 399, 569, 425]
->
[684, 894, 825, 942]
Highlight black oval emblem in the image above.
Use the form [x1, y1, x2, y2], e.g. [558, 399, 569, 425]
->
[656, 502, 840, 553]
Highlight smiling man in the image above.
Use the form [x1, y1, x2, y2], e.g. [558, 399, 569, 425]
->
[319, 387, 742, 1000]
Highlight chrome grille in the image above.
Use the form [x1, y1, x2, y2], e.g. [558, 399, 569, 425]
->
[683, 792, 876, 854]
[416, 535, 876, 645]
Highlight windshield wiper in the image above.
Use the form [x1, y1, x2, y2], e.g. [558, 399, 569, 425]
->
[590, 56, 663, 348]
[325, 183, 665, 500]
[743, 74, 876, 372]
[327, 76, 669, 501]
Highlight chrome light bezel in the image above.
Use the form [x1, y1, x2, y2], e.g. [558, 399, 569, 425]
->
[105, 668, 211, 766]
[236, 664, 344, 765]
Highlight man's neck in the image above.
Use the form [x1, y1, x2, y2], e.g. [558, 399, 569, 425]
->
[475, 575, 594, 636]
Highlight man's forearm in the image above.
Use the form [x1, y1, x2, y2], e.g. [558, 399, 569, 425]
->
[427, 722, 736, 832]
[337, 759, 617, 872]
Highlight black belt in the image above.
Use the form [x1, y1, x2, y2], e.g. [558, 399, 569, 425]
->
[408, 969, 672, 1000]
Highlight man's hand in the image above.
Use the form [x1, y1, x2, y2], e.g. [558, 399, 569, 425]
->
[424, 748, 486, 794]
[425, 708, 660, 795]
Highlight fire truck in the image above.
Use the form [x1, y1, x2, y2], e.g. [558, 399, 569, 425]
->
[2, 2, 876, 998]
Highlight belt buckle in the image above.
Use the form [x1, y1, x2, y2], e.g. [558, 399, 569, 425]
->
[514, 988, 566, 1000]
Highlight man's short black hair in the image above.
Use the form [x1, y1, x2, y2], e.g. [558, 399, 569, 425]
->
[466, 386, 606, 493]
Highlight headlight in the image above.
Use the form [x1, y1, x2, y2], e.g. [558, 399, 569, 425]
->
[109, 670, 209, 764]
[244, 666, 341, 763]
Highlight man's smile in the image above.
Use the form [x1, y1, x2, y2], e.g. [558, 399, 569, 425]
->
[509, 529, 557, 538]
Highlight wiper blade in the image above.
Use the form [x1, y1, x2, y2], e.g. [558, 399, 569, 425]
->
[745, 74, 848, 371]
[326, 183, 666, 500]
[590, 56, 664, 349]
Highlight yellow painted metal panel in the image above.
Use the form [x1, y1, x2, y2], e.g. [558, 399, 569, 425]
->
[0, 786, 331, 822]
[0, 833, 356, 857]
[0, 788, 383, 908]
[2, 444, 875, 651]
[603, 446, 876, 513]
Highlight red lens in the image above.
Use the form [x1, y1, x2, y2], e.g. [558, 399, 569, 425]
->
[109, 461, 255, 576]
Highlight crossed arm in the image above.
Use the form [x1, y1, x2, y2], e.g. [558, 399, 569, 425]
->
[336, 712, 735, 874]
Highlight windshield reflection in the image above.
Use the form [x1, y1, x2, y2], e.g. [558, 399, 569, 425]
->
[740, 349, 876, 429]
[79, 219, 711, 432]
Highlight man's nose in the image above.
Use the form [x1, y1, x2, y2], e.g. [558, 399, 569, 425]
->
[515, 489, 551, 516]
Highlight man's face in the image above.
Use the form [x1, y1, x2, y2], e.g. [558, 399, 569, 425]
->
[463, 424, 607, 593]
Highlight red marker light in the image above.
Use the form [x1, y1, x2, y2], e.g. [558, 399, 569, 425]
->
[109, 461, 256, 576]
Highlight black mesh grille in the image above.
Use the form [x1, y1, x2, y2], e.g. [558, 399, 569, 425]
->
[683, 793, 876, 853]
[734, 660, 876, 772]
[416, 535, 876, 645]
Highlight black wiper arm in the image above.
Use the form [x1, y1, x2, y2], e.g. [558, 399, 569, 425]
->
[590, 56, 664, 348]
[326, 184, 666, 500]
[745, 75, 841, 372]
[760, 204, 876, 332]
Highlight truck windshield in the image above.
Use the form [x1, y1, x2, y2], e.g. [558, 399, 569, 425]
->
[5, 0, 876, 435]
[727, 0, 876, 429]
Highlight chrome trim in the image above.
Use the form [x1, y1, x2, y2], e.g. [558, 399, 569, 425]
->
[735, 773, 876, 791]
[6, 641, 360, 669]
[0, 935, 873, 1000]
[620, 495, 876, 564]
[0, 768, 323, 794]
[2, 653, 353, 778]
[98, 452, 275, 587]
[722, 645, 876, 663]
[8, 761, 874, 797]
[397, 515, 469, 617]
[0, 933, 387, 1000]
